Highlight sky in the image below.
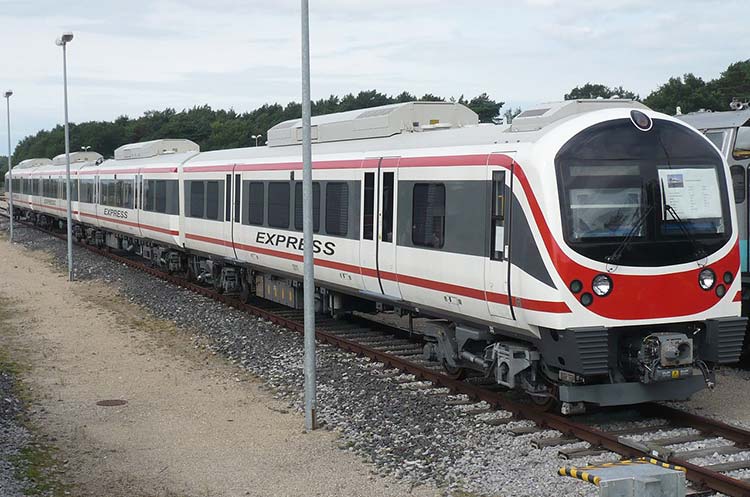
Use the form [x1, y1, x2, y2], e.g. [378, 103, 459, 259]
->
[1, 0, 747, 151]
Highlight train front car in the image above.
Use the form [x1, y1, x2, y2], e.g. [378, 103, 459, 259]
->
[512, 103, 743, 411]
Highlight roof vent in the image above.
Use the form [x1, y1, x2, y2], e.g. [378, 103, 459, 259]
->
[114, 139, 199, 160]
[16, 158, 53, 169]
[266, 101, 479, 147]
[52, 151, 103, 166]
[508, 99, 648, 132]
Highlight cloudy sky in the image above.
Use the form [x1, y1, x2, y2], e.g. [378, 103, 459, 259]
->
[2, 0, 746, 149]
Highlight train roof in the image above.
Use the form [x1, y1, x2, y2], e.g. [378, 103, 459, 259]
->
[52, 151, 103, 165]
[508, 99, 647, 132]
[7, 100, 673, 174]
[114, 139, 199, 160]
[677, 109, 750, 130]
[267, 101, 479, 147]
[189, 100, 653, 165]
[16, 158, 52, 169]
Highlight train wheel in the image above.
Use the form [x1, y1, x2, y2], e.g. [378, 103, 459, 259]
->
[442, 360, 467, 380]
[529, 384, 558, 412]
[239, 281, 251, 303]
[530, 394, 558, 412]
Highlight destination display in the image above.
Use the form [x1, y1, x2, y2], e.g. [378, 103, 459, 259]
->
[658, 168, 722, 220]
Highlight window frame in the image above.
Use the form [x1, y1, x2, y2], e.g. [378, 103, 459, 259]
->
[411, 182, 446, 249]
[325, 182, 349, 236]
[267, 182, 291, 229]
[294, 181, 320, 232]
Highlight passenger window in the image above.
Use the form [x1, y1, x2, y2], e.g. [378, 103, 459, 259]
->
[189, 181, 205, 218]
[143, 180, 153, 211]
[155, 180, 167, 212]
[363, 173, 374, 240]
[412, 183, 445, 248]
[294, 182, 320, 232]
[268, 182, 290, 228]
[326, 182, 349, 236]
[381, 172, 394, 242]
[490, 171, 506, 260]
[166, 180, 179, 215]
[734, 127, 750, 160]
[234, 174, 240, 222]
[225, 174, 232, 222]
[731, 165, 746, 204]
[244, 181, 264, 226]
[123, 180, 134, 209]
[206, 181, 220, 220]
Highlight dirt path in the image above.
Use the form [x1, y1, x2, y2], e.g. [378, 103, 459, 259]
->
[0, 237, 438, 497]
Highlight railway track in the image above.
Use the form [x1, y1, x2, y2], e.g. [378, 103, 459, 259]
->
[3, 209, 750, 496]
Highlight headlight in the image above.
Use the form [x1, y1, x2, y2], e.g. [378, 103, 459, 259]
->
[592, 274, 612, 297]
[698, 268, 716, 290]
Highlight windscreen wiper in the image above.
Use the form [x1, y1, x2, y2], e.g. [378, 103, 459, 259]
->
[606, 204, 653, 265]
[663, 204, 706, 260]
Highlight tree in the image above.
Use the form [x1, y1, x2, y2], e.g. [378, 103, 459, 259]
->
[643, 74, 723, 114]
[467, 93, 504, 123]
[565, 83, 638, 100]
[713, 59, 750, 108]
[502, 106, 523, 124]
[11, 90, 505, 162]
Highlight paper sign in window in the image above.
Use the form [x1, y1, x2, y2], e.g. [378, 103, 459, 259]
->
[658, 168, 722, 220]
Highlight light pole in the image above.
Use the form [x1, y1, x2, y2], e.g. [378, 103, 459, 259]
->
[251, 134, 262, 147]
[4, 90, 13, 242]
[56, 31, 74, 281]
[301, 0, 316, 431]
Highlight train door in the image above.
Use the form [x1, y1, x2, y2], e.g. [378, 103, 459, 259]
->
[378, 158, 401, 299]
[484, 160, 514, 320]
[225, 171, 238, 260]
[359, 163, 380, 294]
[135, 172, 143, 238]
[359, 157, 401, 299]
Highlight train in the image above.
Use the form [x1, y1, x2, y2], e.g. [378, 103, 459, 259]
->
[5, 99, 746, 413]
[677, 104, 750, 308]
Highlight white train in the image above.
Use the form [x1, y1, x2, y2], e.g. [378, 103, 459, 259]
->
[6, 100, 745, 411]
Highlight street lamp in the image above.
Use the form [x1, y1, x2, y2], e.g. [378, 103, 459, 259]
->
[300, 0, 316, 431]
[251, 134, 262, 147]
[4, 90, 13, 242]
[56, 31, 74, 281]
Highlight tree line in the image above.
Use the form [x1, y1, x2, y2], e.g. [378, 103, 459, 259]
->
[9, 91, 502, 165]
[7, 59, 749, 167]
[566, 59, 750, 114]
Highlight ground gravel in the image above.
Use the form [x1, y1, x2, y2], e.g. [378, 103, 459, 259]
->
[0, 366, 31, 497]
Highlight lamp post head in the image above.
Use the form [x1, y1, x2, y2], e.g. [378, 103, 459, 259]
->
[56, 32, 74, 46]
[3, 90, 12, 99]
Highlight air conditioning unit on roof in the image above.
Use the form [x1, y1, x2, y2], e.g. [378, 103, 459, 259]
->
[114, 139, 199, 160]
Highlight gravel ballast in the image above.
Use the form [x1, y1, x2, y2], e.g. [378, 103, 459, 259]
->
[5, 220, 749, 497]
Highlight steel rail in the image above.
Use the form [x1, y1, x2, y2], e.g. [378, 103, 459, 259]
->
[3, 213, 750, 496]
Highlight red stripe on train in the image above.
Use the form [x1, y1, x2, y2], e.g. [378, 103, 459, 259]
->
[185, 232, 570, 313]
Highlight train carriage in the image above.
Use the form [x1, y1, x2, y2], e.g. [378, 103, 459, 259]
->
[6, 100, 745, 412]
[677, 107, 750, 286]
[8, 158, 52, 214]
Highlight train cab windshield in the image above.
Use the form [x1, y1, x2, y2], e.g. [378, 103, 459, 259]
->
[556, 118, 732, 266]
